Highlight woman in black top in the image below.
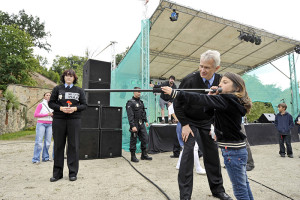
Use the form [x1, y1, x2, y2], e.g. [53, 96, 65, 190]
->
[162, 72, 253, 200]
[49, 69, 87, 182]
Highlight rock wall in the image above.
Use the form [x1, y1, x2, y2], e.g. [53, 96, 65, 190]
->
[6, 84, 56, 128]
[0, 99, 27, 135]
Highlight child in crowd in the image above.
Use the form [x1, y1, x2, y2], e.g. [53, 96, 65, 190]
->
[162, 72, 254, 200]
[275, 103, 294, 158]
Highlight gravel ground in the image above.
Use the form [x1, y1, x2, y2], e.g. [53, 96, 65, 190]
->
[0, 139, 299, 200]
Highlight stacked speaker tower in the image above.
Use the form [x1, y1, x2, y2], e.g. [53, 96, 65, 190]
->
[79, 59, 122, 160]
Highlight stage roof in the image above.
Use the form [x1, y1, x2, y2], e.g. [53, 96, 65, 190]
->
[149, 0, 300, 80]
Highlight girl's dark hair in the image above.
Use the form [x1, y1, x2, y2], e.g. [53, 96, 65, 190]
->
[60, 69, 78, 84]
[223, 72, 252, 114]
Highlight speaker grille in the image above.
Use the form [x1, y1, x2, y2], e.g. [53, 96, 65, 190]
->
[86, 82, 110, 105]
[99, 129, 122, 159]
[100, 106, 122, 129]
[83, 59, 111, 85]
[81, 106, 100, 129]
[79, 129, 100, 160]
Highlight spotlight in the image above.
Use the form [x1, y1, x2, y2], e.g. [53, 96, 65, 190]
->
[170, 9, 179, 22]
[238, 32, 247, 40]
[254, 36, 261, 45]
[238, 30, 262, 45]
[249, 35, 255, 43]
[295, 45, 300, 54]
[243, 33, 251, 42]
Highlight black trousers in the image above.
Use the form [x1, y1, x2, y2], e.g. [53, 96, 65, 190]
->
[178, 125, 224, 199]
[52, 118, 81, 178]
[173, 137, 181, 157]
[129, 123, 148, 153]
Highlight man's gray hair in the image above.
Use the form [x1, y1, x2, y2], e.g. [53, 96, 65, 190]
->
[200, 50, 221, 67]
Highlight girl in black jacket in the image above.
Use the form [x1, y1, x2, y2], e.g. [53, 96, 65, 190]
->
[162, 72, 253, 200]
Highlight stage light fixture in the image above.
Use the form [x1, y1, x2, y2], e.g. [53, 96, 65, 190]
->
[249, 35, 255, 43]
[295, 45, 300, 54]
[170, 9, 179, 22]
[238, 30, 262, 45]
[238, 31, 247, 40]
[243, 33, 251, 42]
[254, 36, 261, 45]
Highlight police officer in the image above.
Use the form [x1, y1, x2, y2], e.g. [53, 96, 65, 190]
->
[126, 87, 152, 162]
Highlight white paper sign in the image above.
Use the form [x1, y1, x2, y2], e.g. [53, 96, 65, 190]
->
[65, 92, 79, 101]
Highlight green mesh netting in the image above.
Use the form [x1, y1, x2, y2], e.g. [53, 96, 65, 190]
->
[110, 33, 142, 152]
[243, 55, 296, 118]
[110, 20, 156, 152]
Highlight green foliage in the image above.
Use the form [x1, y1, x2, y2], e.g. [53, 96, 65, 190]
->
[36, 61, 60, 83]
[0, 25, 39, 90]
[0, 130, 35, 140]
[51, 55, 88, 87]
[116, 47, 129, 66]
[243, 74, 292, 116]
[3, 90, 20, 111]
[246, 102, 275, 122]
[24, 126, 36, 131]
[0, 10, 51, 51]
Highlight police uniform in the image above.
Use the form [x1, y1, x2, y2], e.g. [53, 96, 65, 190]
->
[49, 84, 87, 181]
[126, 96, 152, 162]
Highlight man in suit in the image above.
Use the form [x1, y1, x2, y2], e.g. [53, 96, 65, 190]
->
[174, 50, 232, 200]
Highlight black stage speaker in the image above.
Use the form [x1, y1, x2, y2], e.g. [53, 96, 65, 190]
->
[79, 129, 100, 160]
[86, 81, 110, 106]
[83, 59, 111, 87]
[99, 129, 122, 159]
[100, 106, 122, 129]
[258, 113, 275, 123]
[83, 59, 111, 106]
[81, 105, 100, 129]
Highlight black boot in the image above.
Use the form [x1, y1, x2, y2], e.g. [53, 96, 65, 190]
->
[141, 150, 152, 160]
[131, 152, 139, 162]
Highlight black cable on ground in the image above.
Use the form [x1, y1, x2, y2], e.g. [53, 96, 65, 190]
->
[248, 177, 294, 200]
[122, 155, 171, 200]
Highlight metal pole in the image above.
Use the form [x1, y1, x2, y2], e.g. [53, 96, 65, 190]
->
[84, 88, 221, 93]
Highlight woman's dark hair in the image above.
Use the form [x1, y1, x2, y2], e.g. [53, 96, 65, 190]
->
[223, 72, 252, 114]
[60, 69, 78, 84]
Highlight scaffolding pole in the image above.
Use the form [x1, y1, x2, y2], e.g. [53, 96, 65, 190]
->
[288, 53, 300, 118]
[141, 19, 150, 121]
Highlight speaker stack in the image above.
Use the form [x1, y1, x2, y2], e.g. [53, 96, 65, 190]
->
[79, 59, 122, 160]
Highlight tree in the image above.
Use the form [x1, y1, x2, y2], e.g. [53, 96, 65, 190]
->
[0, 25, 39, 90]
[246, 102, 275, 122]
[35, 56, 60, 83]
[243, 74, 293, 121]
[116, 47, 129, 66]
[0, 10, 51, 51]
[51, 55, 88, 87]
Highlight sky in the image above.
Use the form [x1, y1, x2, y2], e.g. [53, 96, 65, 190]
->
[1, 0, 300, 89]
